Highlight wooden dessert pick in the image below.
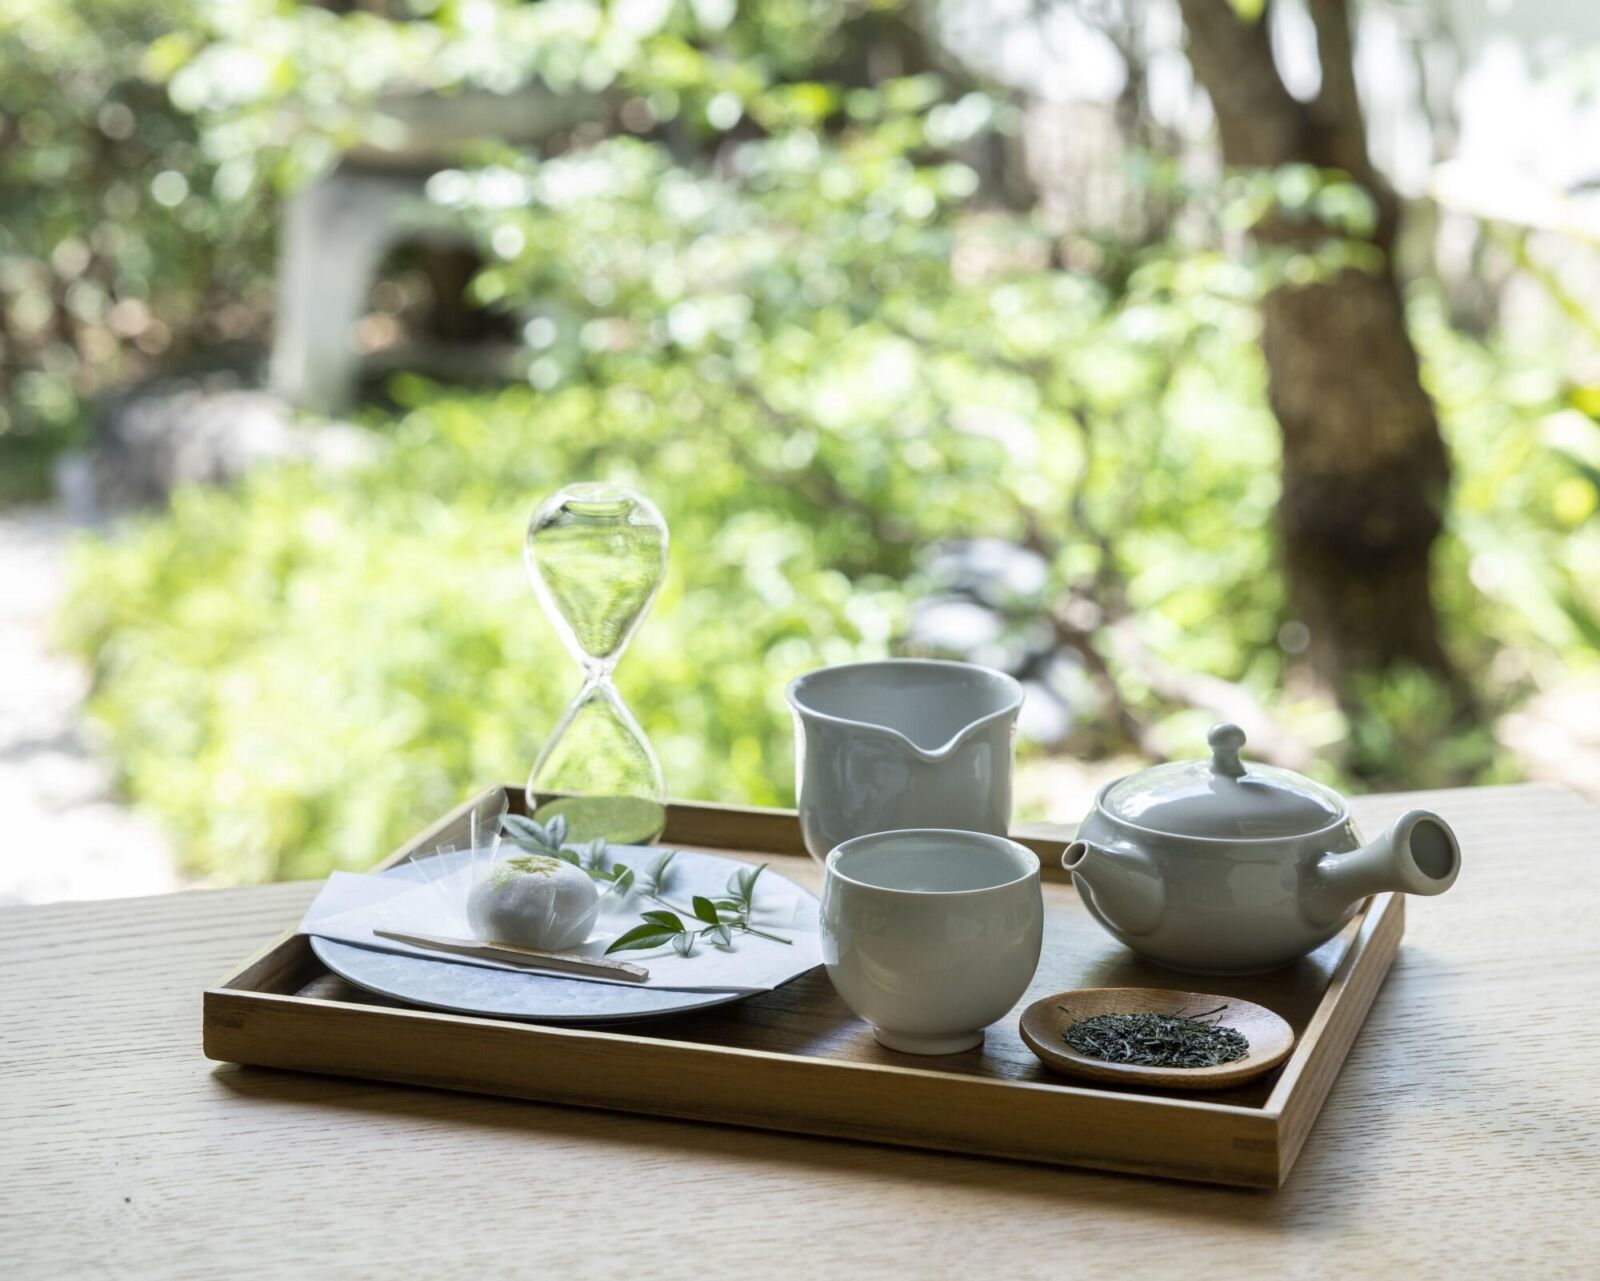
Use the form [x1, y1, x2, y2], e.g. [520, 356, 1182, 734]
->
[1019, 987, 1295, 1090]
[373, 930, 650, 982]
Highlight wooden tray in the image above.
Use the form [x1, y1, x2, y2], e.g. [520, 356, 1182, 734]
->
[204, 786, 1403, 1188]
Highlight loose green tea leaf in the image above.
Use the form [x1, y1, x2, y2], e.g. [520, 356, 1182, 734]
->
[1062, 1006, 1250, 1069]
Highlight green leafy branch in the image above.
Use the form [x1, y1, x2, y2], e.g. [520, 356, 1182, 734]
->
[606, 859, 791, 956]
[498, 815, 791, 957]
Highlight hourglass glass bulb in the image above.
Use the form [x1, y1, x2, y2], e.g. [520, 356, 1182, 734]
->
[525, 483, 667, 677]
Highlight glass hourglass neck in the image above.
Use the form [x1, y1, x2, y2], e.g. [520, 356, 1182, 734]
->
[527, 667, 667, 838]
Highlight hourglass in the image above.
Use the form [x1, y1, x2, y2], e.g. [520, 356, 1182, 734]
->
[524, 483, 669, 846]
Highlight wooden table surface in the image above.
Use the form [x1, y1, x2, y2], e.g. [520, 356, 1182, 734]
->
[4, 783, 1598, 1278]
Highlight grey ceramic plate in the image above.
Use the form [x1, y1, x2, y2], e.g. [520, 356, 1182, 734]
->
[309, 850, 819, 1024]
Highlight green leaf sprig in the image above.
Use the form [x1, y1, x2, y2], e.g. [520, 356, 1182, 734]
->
[497, 816, 791, 958]
[606, 857, 792, 957]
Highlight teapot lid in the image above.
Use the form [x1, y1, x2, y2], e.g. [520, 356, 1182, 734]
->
[1100, 724, 1344, 839]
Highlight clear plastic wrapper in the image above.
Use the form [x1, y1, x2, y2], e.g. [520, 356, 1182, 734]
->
[400, 793, 639, 951]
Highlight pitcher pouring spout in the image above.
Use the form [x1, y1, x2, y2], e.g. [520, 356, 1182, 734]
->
[786, 659, 1024, 864]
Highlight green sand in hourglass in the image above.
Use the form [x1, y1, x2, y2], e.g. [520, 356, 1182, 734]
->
[524, 483, 669, 846]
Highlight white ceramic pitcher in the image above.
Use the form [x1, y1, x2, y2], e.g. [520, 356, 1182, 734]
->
[785, 659, 1023, 864]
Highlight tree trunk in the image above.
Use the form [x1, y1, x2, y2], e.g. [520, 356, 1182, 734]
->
[1175, 0, 1456, 696]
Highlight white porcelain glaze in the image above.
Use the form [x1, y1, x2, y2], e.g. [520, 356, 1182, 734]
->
[1065, 723, 1463, 974]
[820, 829, 1043, 1055]
[787, 660, 1022, 864]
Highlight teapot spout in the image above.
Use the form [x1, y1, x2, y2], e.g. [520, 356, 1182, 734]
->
[1306, 809, 1462, 927]
[1063, 839, 1165, 936]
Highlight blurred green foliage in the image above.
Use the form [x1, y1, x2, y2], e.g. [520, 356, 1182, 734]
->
[62, 103, 1300, 880]
[28, 0, 1600, 880]
[0, 0, 276, 500]
[0, 0, 925, 497]
[65, 377, 909, 881]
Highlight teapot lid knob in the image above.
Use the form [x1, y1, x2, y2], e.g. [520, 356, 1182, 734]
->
[1207, 723, 1248, 778]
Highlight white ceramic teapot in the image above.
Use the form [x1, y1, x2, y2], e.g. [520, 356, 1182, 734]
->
[1064, 724, 1461, 974]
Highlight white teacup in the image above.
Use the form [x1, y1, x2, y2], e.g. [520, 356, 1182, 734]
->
[820, 829, 1044, 1055]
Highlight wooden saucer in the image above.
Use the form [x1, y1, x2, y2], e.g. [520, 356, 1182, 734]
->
[1019, 987, 1295, 1090]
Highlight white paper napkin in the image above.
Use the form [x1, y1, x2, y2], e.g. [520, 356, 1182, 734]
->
[300, 846, 821, 994]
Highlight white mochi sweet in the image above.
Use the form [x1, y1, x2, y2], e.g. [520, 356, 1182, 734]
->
[467, 854, 601, 951]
